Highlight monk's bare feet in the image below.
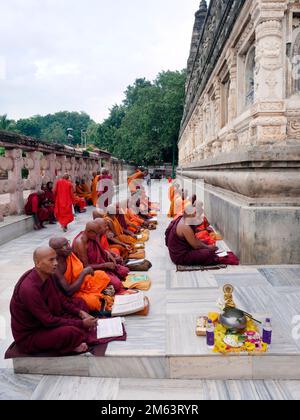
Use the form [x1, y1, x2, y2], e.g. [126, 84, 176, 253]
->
[63, 226, 68, 233]
[74, 343, 88, 354]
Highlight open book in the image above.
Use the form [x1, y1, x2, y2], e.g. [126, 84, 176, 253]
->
[97, 317, 124, 340]
[111, 292, 146, 317]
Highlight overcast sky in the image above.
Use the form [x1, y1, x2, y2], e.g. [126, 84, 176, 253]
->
[0, 0, 202, 123]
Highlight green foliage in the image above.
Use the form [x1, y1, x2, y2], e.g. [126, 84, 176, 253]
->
[0, 114, 16, 131]
[96, 70, 186, 165]
[10, 112, 94, 145]
[0, 147, 5, 156]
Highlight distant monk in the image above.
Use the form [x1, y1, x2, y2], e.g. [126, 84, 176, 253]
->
[128, 168, 145, 193]
[165, 206, 219, 266]
[25, 190, 55, 230]
[106, 206, 137, 246]
[54, 174, 74, 232]
[91, 172, 101, 207]
[72, 221, 126, 293]
[10, 247, 98, 356]
[76, 179, 93, 205]
[97, 169, 114, 209]
[49, 237, 110, 312]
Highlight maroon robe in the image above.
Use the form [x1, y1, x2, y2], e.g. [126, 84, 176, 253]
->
[73, 233, 127, 293]
[165, 216, 219, 266]
[10, 269, 96, 355]
[25, 193, 52, 223]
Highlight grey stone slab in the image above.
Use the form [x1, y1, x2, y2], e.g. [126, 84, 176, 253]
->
[88, 356, 169, 379]
[167, 270, 218, 289]
[0, 369, 42, 400]
[31, 376, 120, 400]
[259, 268, 300, 287]
[253, 355, 300, 380]
[214, 272, 270, 288]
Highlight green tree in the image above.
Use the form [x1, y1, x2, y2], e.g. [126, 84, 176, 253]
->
[96, 70, 186, 166]
[41, 122, 66, 144]
[0, 114, 16, 131]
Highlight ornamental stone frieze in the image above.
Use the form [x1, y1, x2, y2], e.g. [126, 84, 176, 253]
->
[0, 130, 124, 221]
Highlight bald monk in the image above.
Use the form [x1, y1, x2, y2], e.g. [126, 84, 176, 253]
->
[25, 190, 54, 230]
[49, 238, 110, 312]
[10, 247, 98, 355]
[73, 222, 126, 293]
[93, 209, 132, 258]
[165, 206, 219, 266]
[106, 206, 137, 246]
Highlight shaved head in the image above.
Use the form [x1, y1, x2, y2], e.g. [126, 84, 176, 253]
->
[93, 209, 106, 220]
[49, 237, 67, 249]
[33, 247, 58, 277]
[33, 247, 56, 264]
[85, 221, 98, 232]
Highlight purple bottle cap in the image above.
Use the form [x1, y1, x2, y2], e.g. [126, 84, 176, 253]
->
[266, 318, 271, 323]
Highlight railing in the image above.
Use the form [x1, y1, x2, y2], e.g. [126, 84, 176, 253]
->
[0, 130, 127, 222]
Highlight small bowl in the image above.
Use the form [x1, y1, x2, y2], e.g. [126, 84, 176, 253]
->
[219, 308, 247, 332]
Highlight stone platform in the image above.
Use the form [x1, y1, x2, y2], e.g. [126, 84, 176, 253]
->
[1, 182, 300, 396]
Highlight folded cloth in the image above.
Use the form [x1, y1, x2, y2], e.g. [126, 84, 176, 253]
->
[128, 260, 152, 272]
[123, 274, 152, 291]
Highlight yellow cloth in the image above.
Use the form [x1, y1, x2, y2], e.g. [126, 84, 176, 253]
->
[123, 274, 151, 291]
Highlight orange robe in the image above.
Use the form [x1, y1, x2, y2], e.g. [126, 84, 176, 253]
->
[54, 179, 74, 227]
[99, 234, 121, 257]
[65, 253, 110, 312]
[76, 184, 92, 201]
[168, 186, 175, 218]
[128, 171, 144, 193]
[91, 176, 100, 207]
[108, 216, 137, 245]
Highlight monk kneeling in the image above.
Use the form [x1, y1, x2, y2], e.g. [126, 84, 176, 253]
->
[10, 247, 97, 356]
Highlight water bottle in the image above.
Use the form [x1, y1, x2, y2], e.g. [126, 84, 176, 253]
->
[206, 319, 215, 348]
[262, 318, 272, 345]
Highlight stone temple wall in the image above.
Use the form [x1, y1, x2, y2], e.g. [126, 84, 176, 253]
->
[178, 0, 300, 264]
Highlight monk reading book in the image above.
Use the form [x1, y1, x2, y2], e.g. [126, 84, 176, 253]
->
[10, 247, 98, 355]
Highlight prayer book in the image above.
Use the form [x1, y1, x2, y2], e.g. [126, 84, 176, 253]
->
[97, 317, 124, 339]
[111, 292, 146, 317]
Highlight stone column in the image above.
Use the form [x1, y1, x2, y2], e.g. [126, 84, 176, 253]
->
[227, 52, 238, 122]
[6, 149, 24, 215]
[27, 151, 42, 191]
[251, 2, 287, 144]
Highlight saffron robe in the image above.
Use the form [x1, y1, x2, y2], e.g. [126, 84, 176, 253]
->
[91, 175, 100, 207]
[65, 253, 110, 311]
[54, 179, 74, 227]
[76, 184, 92, 201]
[165, 216, 219, 266]
[109, 216, 137, 246]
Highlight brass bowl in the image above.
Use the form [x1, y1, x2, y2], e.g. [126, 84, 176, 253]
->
[219, 308, 247, 332]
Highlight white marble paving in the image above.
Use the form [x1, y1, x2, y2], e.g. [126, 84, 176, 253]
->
[2, 182, 300, 398]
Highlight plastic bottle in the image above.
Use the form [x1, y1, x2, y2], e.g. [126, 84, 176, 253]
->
[262, 318, 272, 345]
[206, 319, 215, 348]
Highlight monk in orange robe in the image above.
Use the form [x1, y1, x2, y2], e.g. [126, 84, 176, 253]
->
[91, 172, 101, 207]
[49, 238, 110, 312]
[76, 180, 92, 204]
[106, 207, 137, 246]
[128, 169, 144, 193]
[54, 174, 75, 232]
[168, 183, 179, 218]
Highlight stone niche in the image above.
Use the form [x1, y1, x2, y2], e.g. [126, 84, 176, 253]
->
[178, 0, 300, 264]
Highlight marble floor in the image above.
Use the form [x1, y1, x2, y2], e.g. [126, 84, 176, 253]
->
[1, 181, 300, 399]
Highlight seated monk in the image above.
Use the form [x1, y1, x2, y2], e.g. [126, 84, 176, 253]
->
[105, 206, 137, 246]
[72, 221, 127, 293]
[10, 247, 98, 355]
[168, 183, 180, 218]
[91, 172, 101, 207]
[127, 168, 145, 194]
[93, 209, 132, 259]
[43, 182, 56, 223]
[76, 179, 93, 205]
[25, 190, 55, 230]
[165, 205, 219, 267]
[49, 237, 110, 312]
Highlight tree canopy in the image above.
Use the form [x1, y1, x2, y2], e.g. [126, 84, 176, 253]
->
[96, 70, 186, 165]
[0, 69, 186, 165]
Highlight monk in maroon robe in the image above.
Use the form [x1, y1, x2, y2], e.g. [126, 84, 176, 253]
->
[10, 247, 98, 355]
[25, 191, 54, 230]
[165, 206, 219, 266]
[73, 222, 128, 293]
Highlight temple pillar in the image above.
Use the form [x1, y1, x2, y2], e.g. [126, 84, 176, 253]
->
[6, 149, 24, 215]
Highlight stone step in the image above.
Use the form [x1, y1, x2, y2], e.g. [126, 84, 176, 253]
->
[12, 353, 300, 380]
[0, 215, 34, 246]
